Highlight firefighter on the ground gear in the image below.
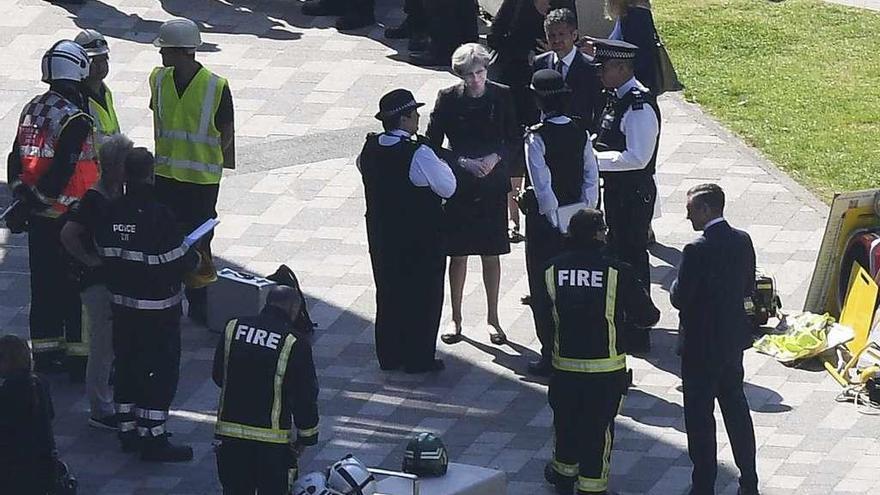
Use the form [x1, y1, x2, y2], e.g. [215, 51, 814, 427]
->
[538, 209, 659, 495]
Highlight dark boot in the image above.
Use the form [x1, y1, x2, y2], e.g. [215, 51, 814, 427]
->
[119, 431, 140, 453]
[384, 17, 412, 39]
[140, 434, 194, 463]
[544, 463, 575, 495]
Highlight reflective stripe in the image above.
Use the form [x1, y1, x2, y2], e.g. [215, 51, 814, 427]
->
[19, 145, 53, 158]
[138, 424, 166, 437]
[552, 354, 627, 373]
[65, 342, 89, 357]
[57, 195, 77, 206]
[155, 155, 223, 176]
[552, 459, 578, 477]
[545, 265, 561, 359]
[577, 475, 607, 493]
[157, 129, 220, 146]
[111, 291, 183, 310]
[97, 243, 188, 265]
[217, 319, 238, 417]
[606, 267, 619, 358]
[215, 421, 290, 444]
[31, 338, 65, 352]
[136, 408, 168, 420]
[115, 402, 135, 414]
[271, 335, 297, 430]
[198, 74, 220, 137]
[119, 420, 137, 432]
[297, 425, 319, 439]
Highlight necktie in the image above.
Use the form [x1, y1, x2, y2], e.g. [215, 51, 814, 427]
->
[554, 58, 565, 77]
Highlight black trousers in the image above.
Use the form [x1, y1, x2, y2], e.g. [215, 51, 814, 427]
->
[525, 213, 567, 362]
[112, 304, 182, 438]
[682, 353, 758, 494]
[604, 178, 656, 349]
[367, 225, 445, 371]
[404, 0, 429, 32]
[154, 177, 219, 316]
[549, 370, 627, 494]
[424, 0, 479, 60]
[216, 439, 291, 495]
[27, 215, 82, 361]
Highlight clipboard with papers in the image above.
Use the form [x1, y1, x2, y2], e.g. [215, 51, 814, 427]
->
[184, 218, 220, 248]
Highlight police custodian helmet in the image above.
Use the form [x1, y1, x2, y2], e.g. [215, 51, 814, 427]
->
[402, 432, 449, 477]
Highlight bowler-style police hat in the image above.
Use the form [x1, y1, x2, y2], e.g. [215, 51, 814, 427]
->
[530, 69, 571, 96]
[591, 39, 638, 65]
[375, 89, 425, 121]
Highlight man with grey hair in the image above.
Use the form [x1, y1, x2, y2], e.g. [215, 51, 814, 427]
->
[61, 133, 132, 430]
[672, 183, 759, 495]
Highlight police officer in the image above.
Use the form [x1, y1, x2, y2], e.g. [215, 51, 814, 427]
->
[539, 209, 659, 495]
[74, 29, 121, 149]
[523, 69, 599, 376]
[95, 148, 197, 462]
[358, 89, 456, 373]
[150, 18, 235, 325]
[6, 40, 99, 376]
[593, 39, 661, 354]
[213, 285, 320, 494]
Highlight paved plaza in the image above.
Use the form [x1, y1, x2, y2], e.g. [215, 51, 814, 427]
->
[1, 0, 879, 493]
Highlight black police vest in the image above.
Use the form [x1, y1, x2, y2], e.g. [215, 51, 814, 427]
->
[216, 312, 300, 444]
[545, 248, 628, 373]
[595, 87, 661, 184]
[359, 133, 444, 242]
[530, 120, 586, 206]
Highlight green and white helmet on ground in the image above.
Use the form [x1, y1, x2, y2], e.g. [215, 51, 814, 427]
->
[403, 432, 449, 477]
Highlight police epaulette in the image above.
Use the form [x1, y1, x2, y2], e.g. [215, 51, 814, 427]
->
[629, 88, 646, 110]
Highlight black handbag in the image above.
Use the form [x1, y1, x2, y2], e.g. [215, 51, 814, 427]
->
[653, 30, 683, 96]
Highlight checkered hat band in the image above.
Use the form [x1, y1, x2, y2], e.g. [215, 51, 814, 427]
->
[381, 101, 418, 116]
[596, 48, 635, 60]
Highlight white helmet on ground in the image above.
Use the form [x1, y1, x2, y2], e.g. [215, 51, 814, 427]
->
[41, 40, 90, 83]
[327, 455, 377, 495]
[74, 29, 109, 57]
[292, 471, 341, 495]
[153, 18, 202, 49]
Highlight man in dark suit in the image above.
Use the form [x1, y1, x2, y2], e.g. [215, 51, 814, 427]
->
[532, 8, 603, 132]
[671, 183, 760, 495]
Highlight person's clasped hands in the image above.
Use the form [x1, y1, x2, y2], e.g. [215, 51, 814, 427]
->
[458, 153, 501, 178]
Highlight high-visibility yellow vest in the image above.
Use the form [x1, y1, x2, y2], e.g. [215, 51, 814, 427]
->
[150, 66, 226, 185]
[88, 84, 120, 150]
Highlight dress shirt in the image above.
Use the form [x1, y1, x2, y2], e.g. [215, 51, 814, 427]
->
[703, 217, 725, 231]
[609, 19, 622, 40]
[595, 77, 660, 173]
[553, 47, 578, 80]
[358, 129, 457, 199]
[524, 116, 600, 216]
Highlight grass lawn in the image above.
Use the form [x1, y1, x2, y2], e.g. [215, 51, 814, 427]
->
[653, 0, 880, 202]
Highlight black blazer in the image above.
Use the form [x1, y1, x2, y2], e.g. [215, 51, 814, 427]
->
[671, 220, 756, 366]
[532, 50, 603, 132]
[618, 6, 660, 93]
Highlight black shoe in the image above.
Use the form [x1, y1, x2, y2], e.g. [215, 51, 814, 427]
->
[407, 35, 430, 52]
[301, 0, 345, 16]
[404, 359, 445, 374]
[141, 434, 194, 463]
[336, 13, 374, 30]
[89, 414, 119, 431]
[119, 431, 140, 453]
[408, 50, 449, 67]
[544, 463, 575, 495]
[528, 358, 552, 376]
[384, 18, 412, 39]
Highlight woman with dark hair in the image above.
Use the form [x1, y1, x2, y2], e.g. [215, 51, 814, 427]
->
[0, 335, 57, 494]
[427, 43, 520, 346]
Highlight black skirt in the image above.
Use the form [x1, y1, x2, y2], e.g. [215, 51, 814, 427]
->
[443, 190, 511, 257]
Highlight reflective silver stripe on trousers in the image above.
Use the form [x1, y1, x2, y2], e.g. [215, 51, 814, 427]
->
[115, 402, 135, 413]
[138, 424, 166, 437]
[155, 155, 223, 176]
[136, 408, 168, 420]
[97, 243, 188, 265]
[111, 292, 184, 310]
[119, 421, 137, 432]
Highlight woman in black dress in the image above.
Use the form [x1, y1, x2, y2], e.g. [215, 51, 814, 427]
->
[427, 43, 519, 345]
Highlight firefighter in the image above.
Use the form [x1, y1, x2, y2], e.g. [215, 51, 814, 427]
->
[6, 40, 99, 377]
[213, 285, 320, 494]
[74, 29, 121, 149]
[593, 39, 661, 355]
[95, 148, 198, 462]
[539, 208, 659, 495]
[150, 18, 235, 325]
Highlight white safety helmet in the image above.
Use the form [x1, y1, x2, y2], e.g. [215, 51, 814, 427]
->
[40, 40, 90, 83]
[74, 29, 109, 57]
[153, 18, 202, 49]
[326, 456, 377, 495]
[292, 471, 341, 495]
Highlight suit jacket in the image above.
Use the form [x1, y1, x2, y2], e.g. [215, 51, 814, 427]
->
[532, 50, 604, 132]
[671, 220, 755, 367]
[618, 6, 660, 93]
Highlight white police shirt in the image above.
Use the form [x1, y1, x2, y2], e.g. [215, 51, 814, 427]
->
[595, 77, 660, 173]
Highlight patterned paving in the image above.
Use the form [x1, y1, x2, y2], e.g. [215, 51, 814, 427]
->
[1, 1, 880, 494]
